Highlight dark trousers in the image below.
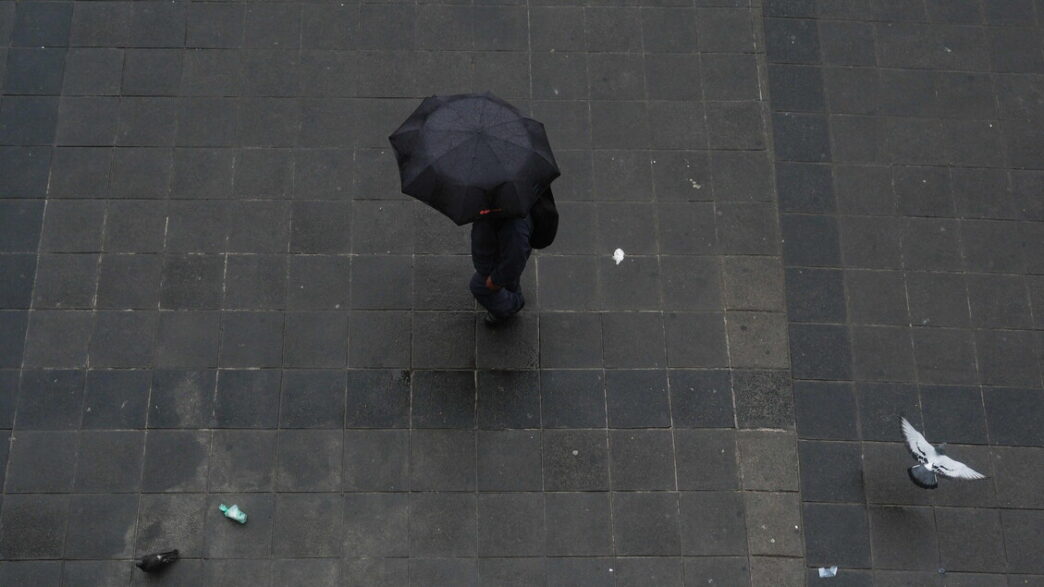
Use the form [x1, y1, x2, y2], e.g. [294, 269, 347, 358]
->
[469, 272, 525, 319]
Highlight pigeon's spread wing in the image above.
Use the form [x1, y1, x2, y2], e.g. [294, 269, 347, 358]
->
[901, 417, 935, 464]
[933, 455, 986, 480]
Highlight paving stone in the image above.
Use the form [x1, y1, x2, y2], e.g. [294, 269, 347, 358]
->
[919, 385, 987, 444]
[30, 253, 97, 309]
[863, 442, 932, 506]
[154, 311, 221, 368]
[934, 507, 1006, 573]
[55, 97, 118, 146]
[62, 48, 122, 95]
[273, 429, 342, 492]
[727, 311, 790, 369]
[0, 147, 50, 197]
[542, 429, 609, 491]
[213, 369, 281, 429]
[869, 506, 939, 571]
[679, 491, 747, 555]
[343, 429, 408, 492]
[75, 430, 144, 492]
[605, 369, 670, 428]
[788, 323, 852, 381]
[744, 492, 803, 556]
[477, 370, 539, 429]
[664, 312, 728, 368]
[410, 492, 477, 557]
[204, 493, 275, 558]
[737, 430, 799, 491]
[765, 17, 821, 64]
[208, 430, 276, 492]
[272, 494, 343, 557]
[280, 369, 346, 428]
[609, 429, 675, 490]
[476, 313, 539, 369]
[799, 440, 864, 502]
[612, 492, 681, 556]
[343, 493, 408, 557]
[732, 369, 793, 429]
[282, 311, 348, 368]
[477, 493, 544, 557]
[659, 256, 721, 311]
[15, 369, 84, 429]
[4, 47, 66, 94]
[0, 255, 35, 311]
[410, 429, 476, 491]
[850, 325, 916, 382]
[668, 369, 733, 428]
[984, 387, 1044, 447]
[203, 560, 273, 587]
[410, 369, 475, 429]
[803, 502, 872, 567]
[705, 101, 766, 150]
[785, 267, 845, 323]
[905, 271, 969, 327]
[0, 494, 69, 559]
[411, 312, 475, 369]
[270, 559, 339, 587]
[537, 313, 601, 369]
[5, 431, 77, 492]
[975, 329, 1040, 387]
[142, 430, 209, 492]
[794, 380, 858, 440]
[61, 561, 130, 587]
[218, 312, 283, 368]
[0, 96, 59, 145]
[750, 557, 804, 587]
[81, 369, 148, 429]
[682, 557, 750, 587]
[477, 430, 542, 492]
[348, 311, 410, 368]
[64, 493, 138, 559]
[342, 369, 409, 429]
[716, 202, 780, 255]
[855, 382, 921, 442]
[135, 493, 206, 559]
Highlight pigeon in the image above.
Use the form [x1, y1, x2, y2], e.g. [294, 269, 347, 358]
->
[136, 549, 179, 573]
[900, 417, 986, 489]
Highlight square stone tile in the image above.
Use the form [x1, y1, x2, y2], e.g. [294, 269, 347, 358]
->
[846, 269, 909, 325]
[609, 429, 676, 490]
[789, 323, 852, 380]
[0, 494, 69, 559]
[343, 430, 409, 492]
[737, 430, 799, 491]
[1001, 508, 1044, 573]
[683, 557, 751, 586]
[665, 312, 728, 368]
[272, 494, 342, 557]
[15, 369, 85, 429]
[478, 430, 542, 492]
[976, 329, 1040, 387]
[613, 492, 681, 556]
[668, 369, 734, 428]
[282, 311, 348, 368]
[850, 325, 916, 382]
[478, 493, 545, 557]
[477, 370, 539, 429]
[62, 48, 122, 95]
[161, 254, 224, 310]
[716, 202, 780, 255]
[103, 200, 166, 252]
[869, 506, 939, 571]
[348, 311, 411, 368]
[605, 369, 670, 428]
[678, 492, 746, 556]
[142, 430, 210, 493]
[799, 440, 865, 502]
[95, 255, 161, 310]
[703, 53, 760, 100]
[5, 431, 77, 492]
[984, 387, 1044, 447]
[601, 312, 665, 369]
[223, 254, 288, 310]
[410, 429, 476, 491]
[911, 327, 978, 385]
[154, 311, 221, 368]
[675, 429, 737, 491]
[727, 311, 789, 369]
[63, 494, 138, 559]
[794, 380, 859, 440]
[412, 312, 475, 369]
[410, 369, 475, 429]
[660, 256, 722, 311]
[538, 313, 602, 369]
[135, 493, 207, 559]
[542, 429, 609, 491]
[732, 369, 793, 429]
[74, 430, 144, 492]
[803, 502, 871, 567]
[744, 492, 803, 556]
[785, 267, 846, 323]
[219, 312, 283, 368]
[280, 369, 346, 428]
[204, 493, 275, 558]
[409, 493, 477, 557]
[345, 369, 410, 429]
[82, 369, 149, 429]
[920, 385, 987, 444]
[31, 253, 98, 309]
[935, 507, 1006, 573]
[343, 493, 408, 557]
[275, 430, 343, 492]
[479, 558, 546, 586]
[208, 430, 276, 492]
[544, 493, 612, 557]
[476, 312, 539, 369]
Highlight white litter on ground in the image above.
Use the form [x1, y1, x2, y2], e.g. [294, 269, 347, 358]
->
[613, 248, 625, 265]
[818, 566, 838, 578]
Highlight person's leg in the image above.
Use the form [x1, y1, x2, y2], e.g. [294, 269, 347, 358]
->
[470, 272, 524, 319]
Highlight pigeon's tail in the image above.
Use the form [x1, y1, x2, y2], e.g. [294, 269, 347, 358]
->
[909, 464, 938, 489]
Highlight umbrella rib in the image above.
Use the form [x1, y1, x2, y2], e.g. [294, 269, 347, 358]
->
[483, 133, 557, 170]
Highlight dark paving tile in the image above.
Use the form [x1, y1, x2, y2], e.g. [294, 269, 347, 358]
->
[142, 430, 209, 493]
[789, 323, 852, 381]
[5, 431, 77, 492]
[343, 493, 407, 558]
[82, 369, 148, 429]
[208, 430, 276, 492]
[477, 430, 542, 492]
[478, 493, 544, 557]
[542, 429, 609, 491]
[785, 267, 845, 322]
[148, 369, 215, 429]
[270, 559, 339, 587]
[213, 369, 281, 429]
[55, 97, 117, 146]
[348, 311, 411, 368]
[905, 271, 969, 328]
[609, 429, 675, 490]
[664, 312, 728, 368]
[679, 491, 746, 556]
[605, 369, 670, 428]
[275, 430, 342, 492]
[675, 428, 738, 490]
[280, 369, 346, 428]
[863, 442, 932, 506]
[75, 430, 144, 492]
[792, 380, 857, 440]
[737, 430, 799, 491]
[984, 387, 1044, 447]
[411, 369, 475, 429]
[803, 502, 872, 568]
[669, 369, 734, 428]
[1002, 508, 1044, 574]
[613, 492, 681, 556]
[840, 215, 904, 269]
[0, 312, 28, 369]
[537, 313, 601, 369]
[782, 213, 841, 267]
[0, 494, 69, 559]
[272, 494, 343, 557]
[799, 440, 865, 502]
[935, 507, 1006, 573]
[967, 274, 1033, 329]
[855, 381, 921, 442]
[23, 311, 91, 365]
[344, 369, 409, 429]
[62, 48, 122, 96]
[744, 491, 803, 556]
[919, 385, 987, 444]
[343, 429, 408, 492]
[31, 253, 97, 309]
[765, 17, 821, 64]
[4, 47, 66, 94]
[0, 96, 59, 145]
[63, 493, 138, 559]
[286, 255, 349, 311]
[682, 557, 751, 587]
[544, 493, 612, 558]
[911, 327, 979, 385]
[282, 311, 348, 368]
[203, 560, 274, 587]
[409, 493, 477, 557]
[16, 369, 84, 430]
[869, 506, 939, 571]
[61, 561, 130, 587]
[660, 256, 721, 311]
[850, 325, 916, 382]
[976, 330, 1040, 388]
[410, 429, 476, 491]
[223, 254, 288, 310]
[702, 54, 758, 101]
[412, 312, 475, 369]
[477, 370, 539, 429]
[219, 312, 283, 368]
[479, 558, 546, 587]
[135, 493, 207, 559]
[733, 369, 793, 429]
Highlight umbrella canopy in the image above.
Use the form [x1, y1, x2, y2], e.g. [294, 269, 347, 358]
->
[389, 92, 560, 225]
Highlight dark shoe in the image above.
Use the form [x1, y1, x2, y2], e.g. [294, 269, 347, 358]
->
[483, 311, 517, 328]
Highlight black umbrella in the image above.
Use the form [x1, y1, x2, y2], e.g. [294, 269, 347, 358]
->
[389, 92, 560, 225]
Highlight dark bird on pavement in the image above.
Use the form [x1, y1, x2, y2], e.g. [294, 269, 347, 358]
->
[901, 417, 986, 489]
[136, 549, 179, 573]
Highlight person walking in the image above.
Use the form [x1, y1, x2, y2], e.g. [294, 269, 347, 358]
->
[469, 210, 534, 327]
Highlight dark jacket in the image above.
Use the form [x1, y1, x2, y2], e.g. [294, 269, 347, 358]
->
[471, 213, 533, 288]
